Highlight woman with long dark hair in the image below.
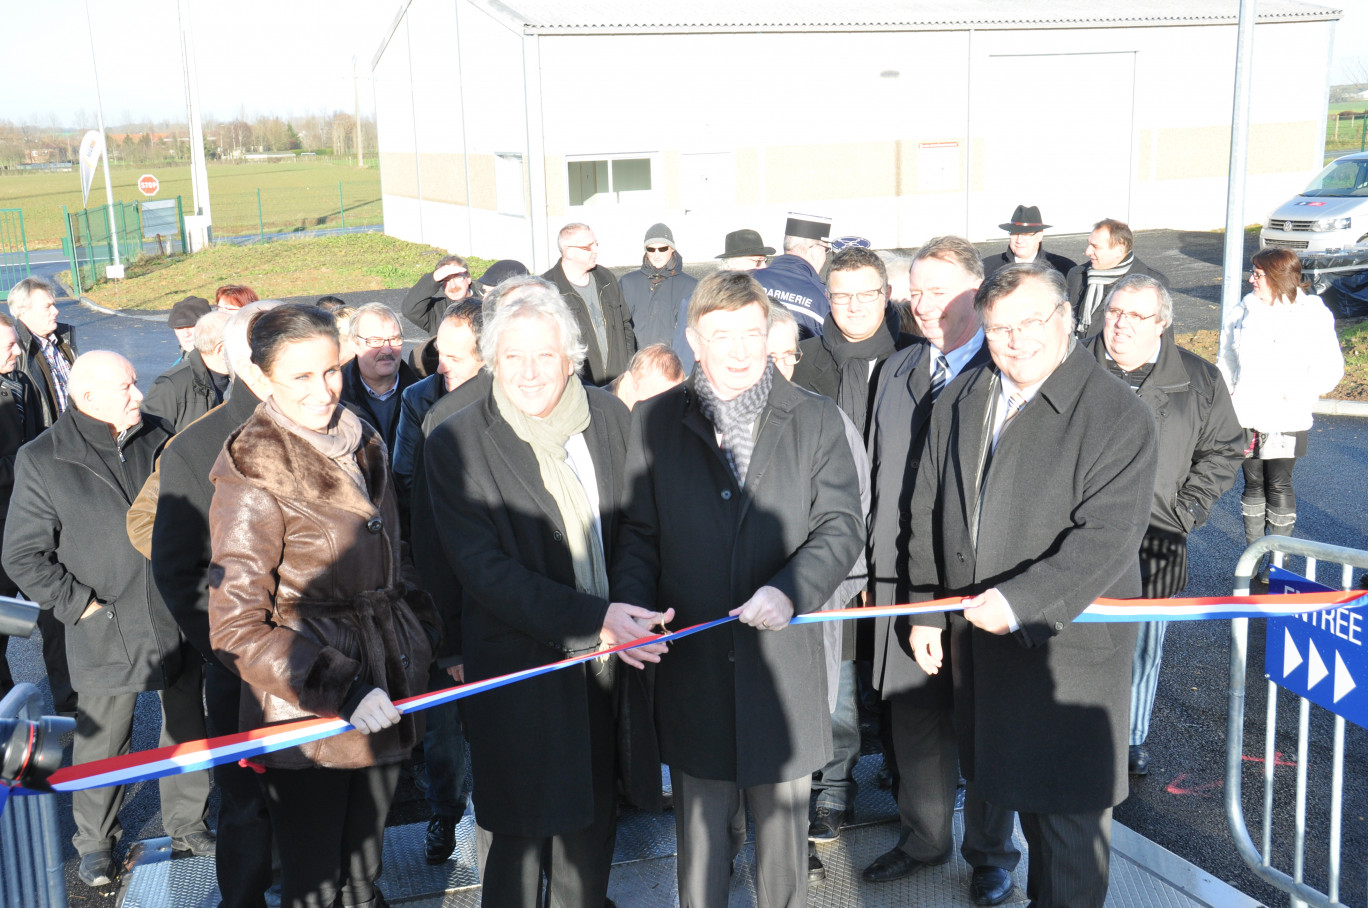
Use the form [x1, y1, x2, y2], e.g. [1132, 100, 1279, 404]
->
[1218, 247, 1343, 562]
[209, 304, 440, 908]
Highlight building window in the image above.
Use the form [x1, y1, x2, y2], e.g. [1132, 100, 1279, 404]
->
[567, 155, 654, 206]
[495, 153, 525, 216]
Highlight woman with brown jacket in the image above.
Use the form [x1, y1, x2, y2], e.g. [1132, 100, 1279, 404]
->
[208, 304, 440, 908]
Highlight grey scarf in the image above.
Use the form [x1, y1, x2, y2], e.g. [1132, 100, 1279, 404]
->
[694, 360, 775, 485]
[1079, 254, 1135, 335]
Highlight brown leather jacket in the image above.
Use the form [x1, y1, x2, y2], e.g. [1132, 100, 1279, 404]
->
[208, 405, 439, 769]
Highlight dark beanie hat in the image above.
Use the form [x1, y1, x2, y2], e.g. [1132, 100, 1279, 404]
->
[644, 223, 675, 249]
[168, 295, 211, 329]
[478, 259, 531, 288]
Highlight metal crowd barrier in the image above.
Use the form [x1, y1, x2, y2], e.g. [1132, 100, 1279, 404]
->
[0, 682, 67, 908]
[1226, 536, 1368, 908]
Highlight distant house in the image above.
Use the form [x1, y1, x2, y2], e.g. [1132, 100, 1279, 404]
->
[372, 0, 1343, 268]
[1357, 88, 1368, 101]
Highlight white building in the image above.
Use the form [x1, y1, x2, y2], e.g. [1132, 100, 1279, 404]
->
[371, 0, 1341, 269]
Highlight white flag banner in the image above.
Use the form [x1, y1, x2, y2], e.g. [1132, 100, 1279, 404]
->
[78, 131, 104, 207]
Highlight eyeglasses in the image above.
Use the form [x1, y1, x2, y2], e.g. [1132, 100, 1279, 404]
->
[983, 302, 1065, 343]
[769, 349, 802, 366]
[567, 243, 600, 252]
[699, 331, 766, 348]
[357, 335, 404, 349]
[1104, 308, 1158, 325]
[1250, 270, 1267, 282]
[829, 288, 885, 307]
[646, 246, 672, 253]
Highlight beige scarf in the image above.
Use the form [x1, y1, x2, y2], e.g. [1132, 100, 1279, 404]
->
[263, 396, 368, 494]
[492, 375, 608, 600]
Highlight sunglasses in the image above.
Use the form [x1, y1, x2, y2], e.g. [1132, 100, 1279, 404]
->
[646, 246, 671, 253]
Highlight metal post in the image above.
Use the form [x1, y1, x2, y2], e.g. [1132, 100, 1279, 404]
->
[257, 188, 264, 244]
[339, 181, 346, 229]
[353, 56, 363, 168]
[176, 195, 187, 254]
[83, 0, 122, 278]
[1219, 0, 1258, 318]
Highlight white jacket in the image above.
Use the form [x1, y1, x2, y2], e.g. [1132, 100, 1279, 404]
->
[1217, 290, 1343, 432]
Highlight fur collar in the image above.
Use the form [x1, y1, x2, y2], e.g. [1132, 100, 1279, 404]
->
[222, 404, 388, 519]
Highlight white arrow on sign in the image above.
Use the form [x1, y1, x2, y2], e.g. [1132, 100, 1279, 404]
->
[1308, 641, 1329, 690]
[1284, 628, 1303, 678]
[1334, 651, 1356, 704]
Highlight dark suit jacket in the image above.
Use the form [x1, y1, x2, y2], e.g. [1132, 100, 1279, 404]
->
[909, 344, 1157, 814]
[423, 384, 637, 837]
[611, 373, 862, 786]
[981, 249, 1078, 279]
[341, 358, 419, 454]
[1067, 257, 1170, 338]
[866, 337, 993, 705]
[13, 319, 77, 429]
[0, 372, 40, 516]
[543, 261, 635, 386]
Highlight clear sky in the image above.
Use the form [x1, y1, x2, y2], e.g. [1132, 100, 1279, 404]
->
[1, 0, 1365, 127]
[0, 0, 398, 126]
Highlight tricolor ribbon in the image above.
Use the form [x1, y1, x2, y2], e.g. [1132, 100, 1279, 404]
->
[29, 590, 1368, 795]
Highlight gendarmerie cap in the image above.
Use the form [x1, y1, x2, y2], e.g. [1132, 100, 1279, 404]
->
[999, 205, 1051, 234]
[168, 295, 211, 329]
[784, 212, 832, 243]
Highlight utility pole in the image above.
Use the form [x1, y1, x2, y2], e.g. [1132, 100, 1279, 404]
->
[353, 56, 364, 167]
[83, 0, 122, 279]
[178, 0, 213, 249]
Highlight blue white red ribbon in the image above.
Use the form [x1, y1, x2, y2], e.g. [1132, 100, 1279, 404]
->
[24, 590, 1366, 796]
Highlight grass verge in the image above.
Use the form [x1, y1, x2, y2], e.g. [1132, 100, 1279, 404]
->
[72, 233, 492, 310]
[1177, 320, 1368, 402]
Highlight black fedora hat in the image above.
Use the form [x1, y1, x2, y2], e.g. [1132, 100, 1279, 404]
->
[999, 205, 1051, 234]
[716, 228, 775, 259]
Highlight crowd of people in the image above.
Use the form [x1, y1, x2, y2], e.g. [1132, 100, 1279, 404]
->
[0, 205, 1346, 908]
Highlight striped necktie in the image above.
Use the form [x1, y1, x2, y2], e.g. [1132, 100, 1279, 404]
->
[993, 393, 1026, 451]
[929, 353, 950, 402]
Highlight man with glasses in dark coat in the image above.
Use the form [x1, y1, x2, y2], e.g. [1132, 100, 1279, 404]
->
[1086, 274, 1243, 776]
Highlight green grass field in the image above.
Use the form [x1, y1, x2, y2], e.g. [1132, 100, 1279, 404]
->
[1327, 100, 1368, 159]
[0, 158, 381, 249]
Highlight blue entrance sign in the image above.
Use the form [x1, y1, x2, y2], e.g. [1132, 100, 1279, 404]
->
[1264, 566, 1368, 728]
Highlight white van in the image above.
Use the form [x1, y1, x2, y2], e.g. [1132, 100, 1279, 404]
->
[1260, 152, 1368, 253]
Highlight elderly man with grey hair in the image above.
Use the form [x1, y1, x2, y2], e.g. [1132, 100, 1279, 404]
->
[147, 300, 283, 908]
[422, 282, 665, 907]
[5, 276, 78, 714]
[142, 308, 232, 433]
[340, 301, 418, 453]
[1086, 273, 1244, 777]
[5, 351, 212, 888]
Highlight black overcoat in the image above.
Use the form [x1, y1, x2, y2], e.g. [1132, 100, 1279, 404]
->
[543, 261, 636, 386]
[3, 410, 183, 694]
[908, 345, 1157, 814]
[866, 338, 992, 705]
[1087, 336, 1244, 598]
[423, 384, 639, 837]
[611, 373, 863, 786]
[141, 348, 224, 434]
[151, 378, 262, 663]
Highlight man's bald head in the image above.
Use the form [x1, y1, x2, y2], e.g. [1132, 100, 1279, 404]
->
[70, 351, 144, 434]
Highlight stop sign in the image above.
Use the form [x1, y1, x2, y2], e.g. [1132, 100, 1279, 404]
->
[137, 174, 159, 196]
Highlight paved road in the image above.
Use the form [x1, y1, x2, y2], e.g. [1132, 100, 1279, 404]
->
[3, 225, 1355, 906]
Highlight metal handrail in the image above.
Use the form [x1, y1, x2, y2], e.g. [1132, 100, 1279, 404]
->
[0, 683, 67, 908]
[1226, 536, 1368, 908]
